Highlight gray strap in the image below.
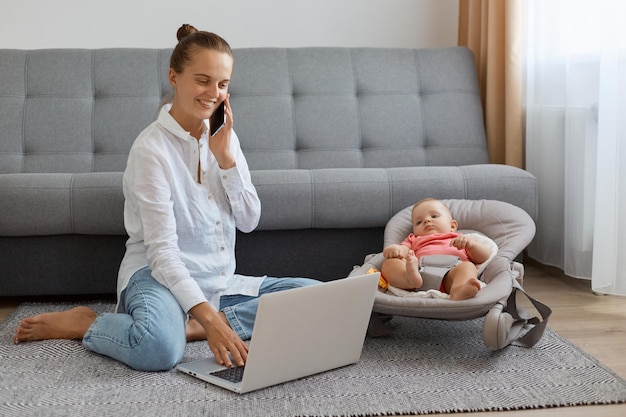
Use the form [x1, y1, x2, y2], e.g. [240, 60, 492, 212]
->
[505, 279, 552, 348]
[483, 264, 552, 350]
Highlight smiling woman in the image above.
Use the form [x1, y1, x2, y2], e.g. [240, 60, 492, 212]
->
[168, 25, 234, 147]
[12, 23, 320, 371]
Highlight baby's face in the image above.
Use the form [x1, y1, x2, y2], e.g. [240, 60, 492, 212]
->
[411, 200, 457, 236]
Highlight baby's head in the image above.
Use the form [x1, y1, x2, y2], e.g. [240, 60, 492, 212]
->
[410, 198, 458, 236]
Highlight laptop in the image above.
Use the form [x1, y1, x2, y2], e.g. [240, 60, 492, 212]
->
[176, 273, 380, 394]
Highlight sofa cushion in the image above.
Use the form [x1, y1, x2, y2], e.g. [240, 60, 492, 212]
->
[0, 165, 536, 237]
[254, 165, 537, 230]
[0, 172, 125, 236]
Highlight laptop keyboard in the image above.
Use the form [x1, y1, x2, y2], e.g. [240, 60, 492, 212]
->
[210, 366, 246, 383]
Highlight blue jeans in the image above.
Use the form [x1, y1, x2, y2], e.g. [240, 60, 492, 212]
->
[82, 267, 318, 371]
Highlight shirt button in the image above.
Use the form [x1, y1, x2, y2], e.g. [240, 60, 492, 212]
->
[220, 247, 225, 251]
[220, 272, 226, 276]
[222, 175, 227, 180]
[216, 221, 221, 226]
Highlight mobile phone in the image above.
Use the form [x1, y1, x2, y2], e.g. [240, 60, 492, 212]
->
[209, 101, 226, 136]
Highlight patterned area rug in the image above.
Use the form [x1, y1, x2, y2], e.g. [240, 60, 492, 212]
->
[1, 302, 625, 417]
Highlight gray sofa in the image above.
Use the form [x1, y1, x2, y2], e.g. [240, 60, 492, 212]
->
[0, 46, 537, 297]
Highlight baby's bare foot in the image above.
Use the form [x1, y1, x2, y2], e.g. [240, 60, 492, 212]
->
[449, 278, 482, 300]
[13, 306, 97, 344]
[405, 251, 423, 289]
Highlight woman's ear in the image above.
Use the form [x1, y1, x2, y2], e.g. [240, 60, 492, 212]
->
[168, 68, 177, 88]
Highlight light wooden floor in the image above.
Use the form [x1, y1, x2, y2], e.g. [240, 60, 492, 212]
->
[1, 261, 625, 416]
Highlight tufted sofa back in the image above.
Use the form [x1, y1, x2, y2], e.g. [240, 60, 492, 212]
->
[0, 49, 171, 173]
[0, 47, 488, 174]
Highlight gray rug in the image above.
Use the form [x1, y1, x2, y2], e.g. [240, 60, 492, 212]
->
[1, 302, 625, 417]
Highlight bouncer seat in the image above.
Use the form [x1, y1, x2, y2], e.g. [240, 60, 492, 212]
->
[349, 199, 551, 350]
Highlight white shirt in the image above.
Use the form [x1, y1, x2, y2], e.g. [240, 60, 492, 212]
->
[117, 105, 264, 313]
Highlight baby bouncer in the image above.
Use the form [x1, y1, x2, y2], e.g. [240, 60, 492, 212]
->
[349, 199, 551, 350]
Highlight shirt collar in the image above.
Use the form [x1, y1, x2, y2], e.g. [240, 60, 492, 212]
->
[157, 104, 209, 141]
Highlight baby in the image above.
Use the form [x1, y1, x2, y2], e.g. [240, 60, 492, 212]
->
[381, 198, 492, 300]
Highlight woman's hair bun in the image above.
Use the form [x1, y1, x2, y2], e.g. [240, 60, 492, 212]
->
[176, 24, 198, 41]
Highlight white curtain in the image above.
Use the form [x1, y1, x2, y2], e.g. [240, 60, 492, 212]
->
[524, 0, 626, 295]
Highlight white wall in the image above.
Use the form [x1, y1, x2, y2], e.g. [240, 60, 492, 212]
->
[0, 0, 458, 49]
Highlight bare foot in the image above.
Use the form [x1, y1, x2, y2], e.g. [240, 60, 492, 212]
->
[186, 317, 207, 342]
[13, 306, 97, 344]
[449, 278, 482, 300]
[404, 251, 423, 288]
[186, 312, 230, 342]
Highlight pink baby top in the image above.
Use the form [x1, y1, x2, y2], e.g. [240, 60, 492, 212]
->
[401, 232, 470, 262]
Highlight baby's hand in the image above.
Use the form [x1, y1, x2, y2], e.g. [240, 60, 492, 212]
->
[383, 244, 405, 259]
[451, 234, 491, 264]
[450, 234, 473, 250]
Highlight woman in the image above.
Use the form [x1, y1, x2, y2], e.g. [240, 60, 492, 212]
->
[13, 24, 318, 371]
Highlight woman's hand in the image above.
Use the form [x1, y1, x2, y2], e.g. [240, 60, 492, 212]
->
[189, 302, 248, 368]
[209, 95, 236, 170]
[205, 316, 248, 368]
